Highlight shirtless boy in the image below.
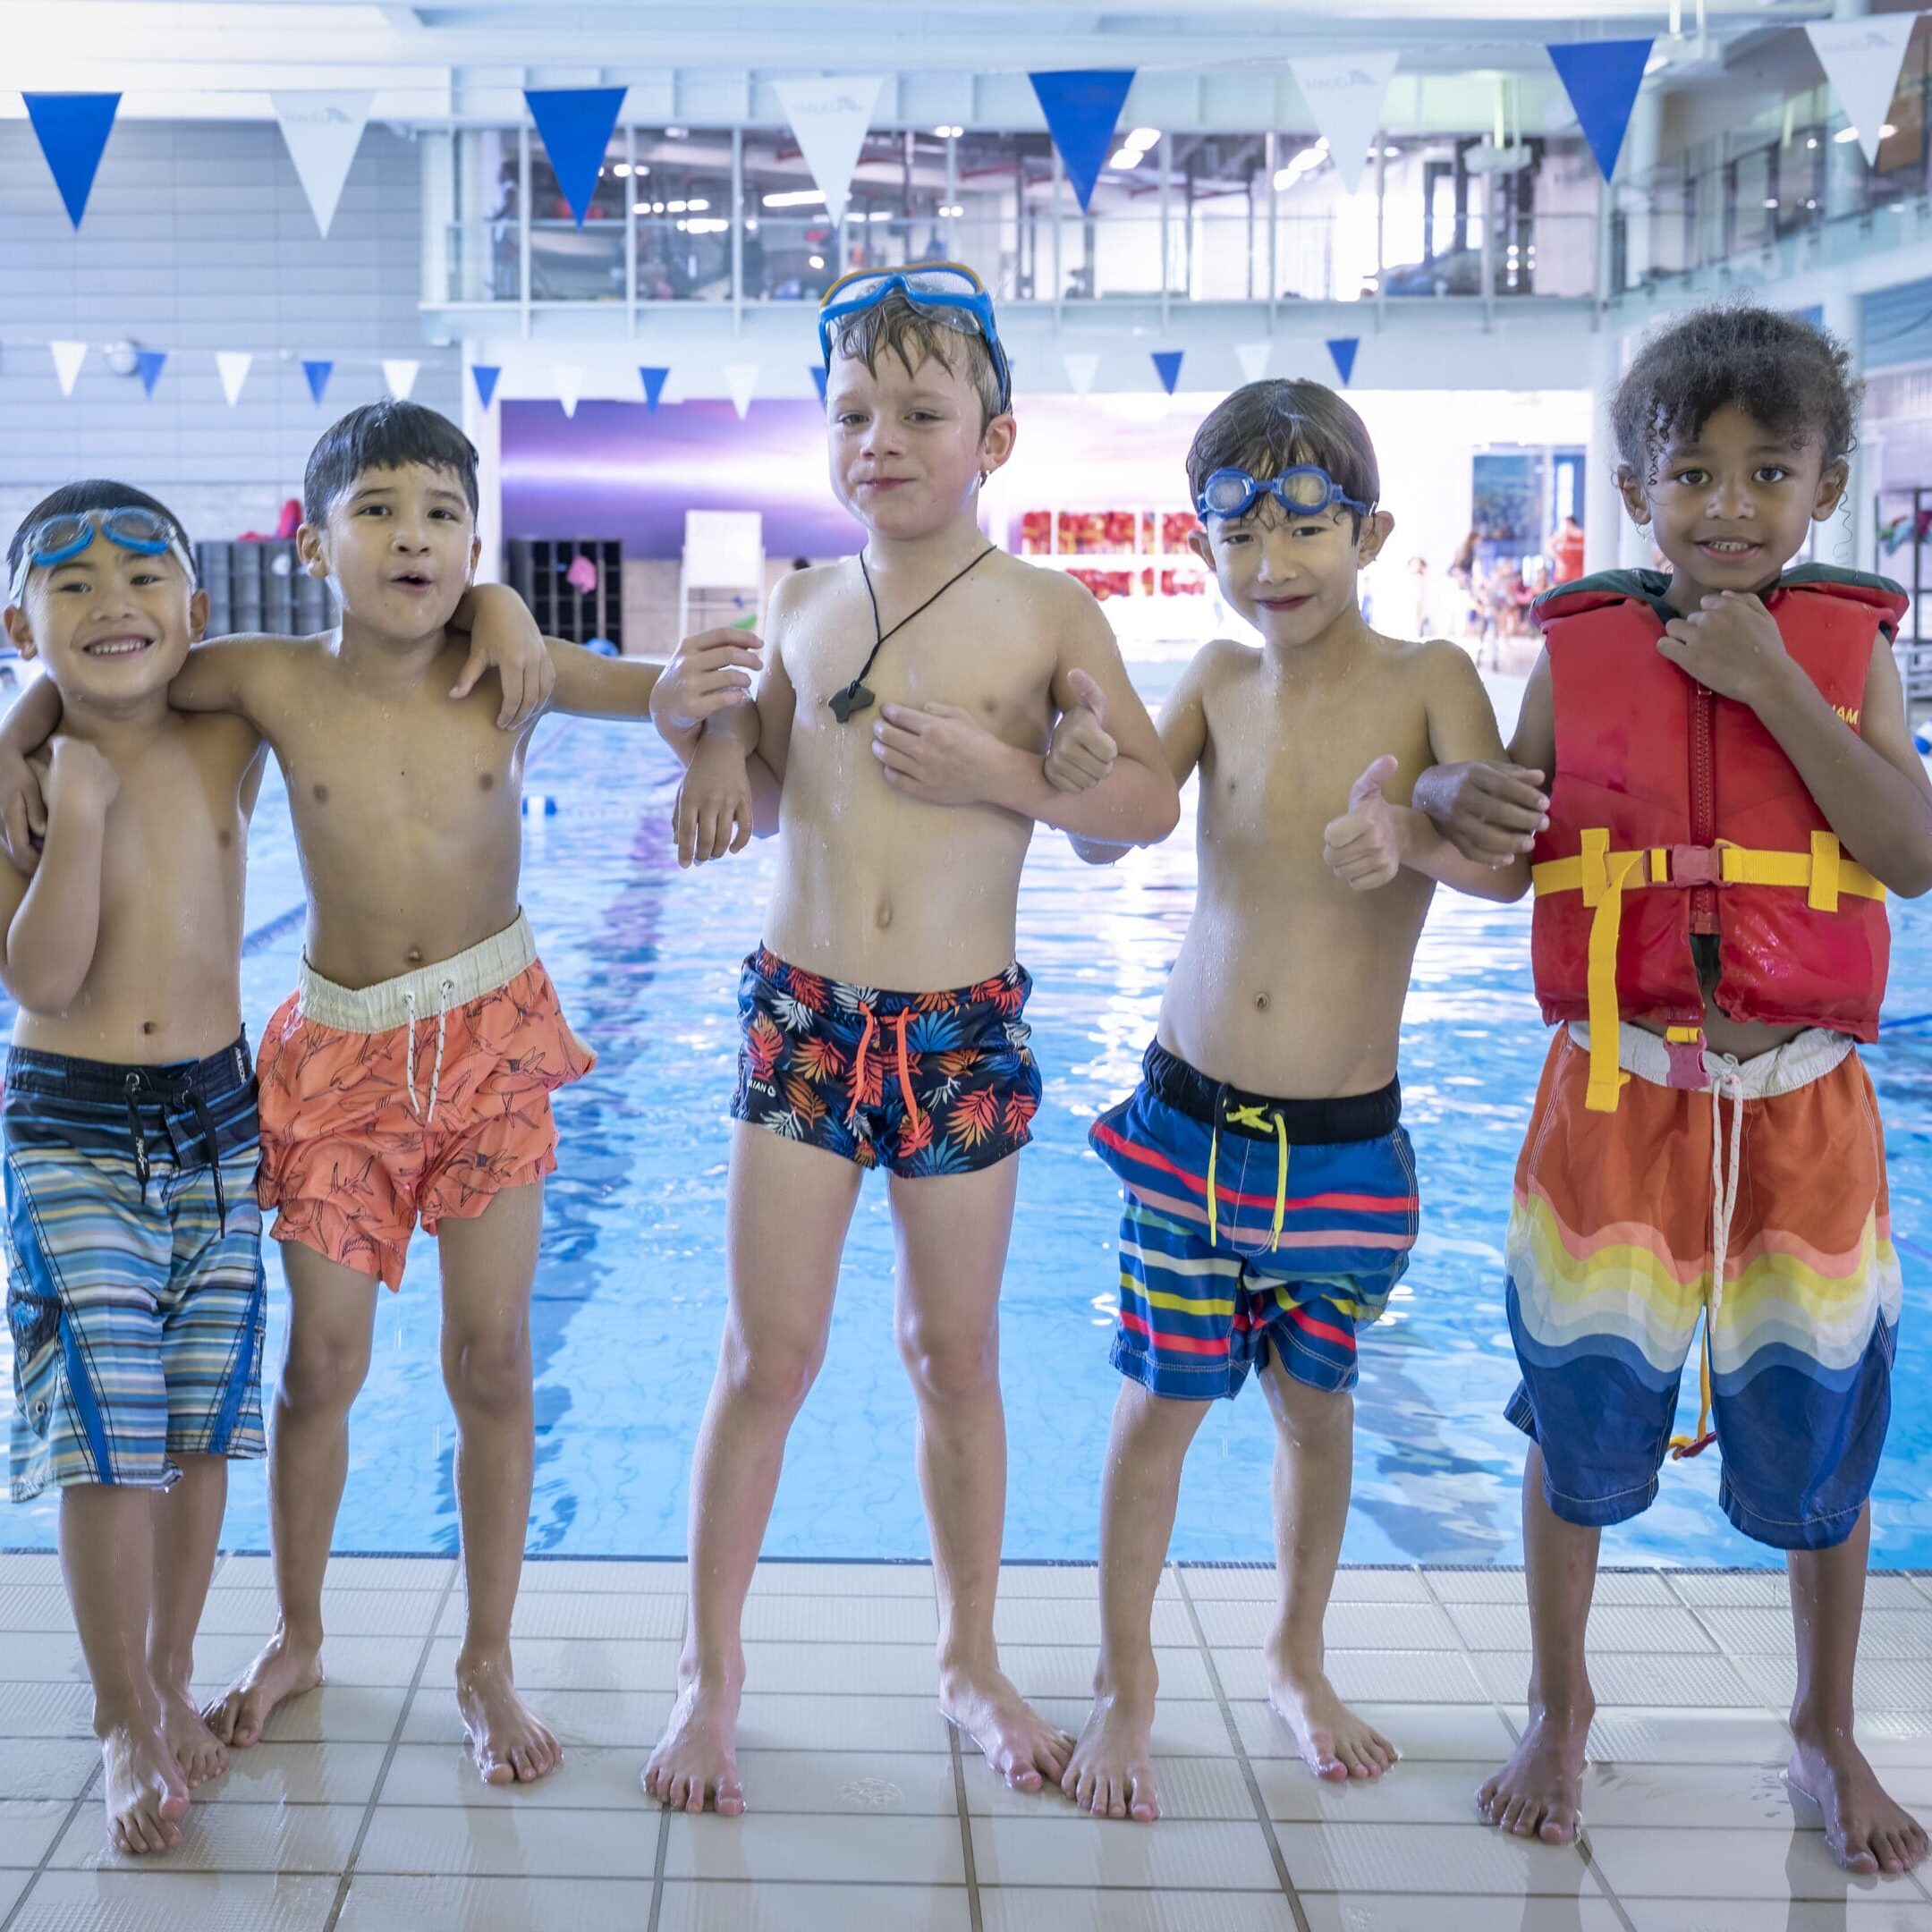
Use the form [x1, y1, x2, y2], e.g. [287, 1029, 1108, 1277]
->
[643, 266, 1180, 1810]
[1060, 380, 1526, 1821]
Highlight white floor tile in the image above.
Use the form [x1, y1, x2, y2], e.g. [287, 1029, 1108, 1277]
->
[421, 1634, 680, 1692]
[1428, 1567, 1676, 1606]
[740, 1593, 938, 1643]
[0, 1799, 72, 1866]
[1623, 1900, 1932, 1930]
[6, 1870, 339, 1931]
[1589, 1822, 1921, 1898]
[989, 1565, 1130, 1600]
[378, 1741, 648, 1809]
[1699, 1606, 1932, 1660]
[1194, 1597, 1462, 1652]
[0, 1871, 26, 1920]
[0, 1633, 87, 1682]
[734, 1692, 952, 1754]
[337, 1874, 657, 1930]
[194, 1631, 425, 1690]
[970, 1813, 1282, 1889]
[1233, 1699, 1516, 1762]
[197, 1588, 444, 1638]
[1214, 1648, 1487, 1706]
[356, 1804, 660, 1878]
[0, 1586, 74, 1631]
[749, 1562, 936, 1597]
[1447, 1599, 1716, 1654]
[1732, 1653, 1932, 1715]
[199, 1741, 389, 1807]
[979, 1888, 1298, 1931]
[663, 1811, 967, 1884]
[1275, 1818, 1598, 1894]
[400, 1687, 671, 1750]
[977, 1754, 1253, 1821]
[519, 1558, 688, 1593]
[731, 1749, 960, 1815]
[1030, 1696, 1240, 1758]
[0, 1737, 97, 1800]
[212, 1554, 453, 1593]
[1582, 1759, 1812, 1828]
[436, 1590, 685, 1641]
[657, 1880, 973, 1931]
[0, 1552, 61, 1585]
[1000, 1644, 1210, 1702]
[1299, 1899, 1630, 1931]
[238, 1684, 409, 1744]
[1257, 1756, 1493, 1824]
[740, 1640, 939, 1696]
[0, 1682, 118, 1737]
[49, 1798, 363, 1874]
[1474, 1649, 1761, 1709]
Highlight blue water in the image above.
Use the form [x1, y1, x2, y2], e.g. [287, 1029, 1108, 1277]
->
[5, 665, 1932, 1566]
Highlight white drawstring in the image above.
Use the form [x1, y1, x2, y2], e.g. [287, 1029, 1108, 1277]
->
[402, 977, 458, 1123]
[1707, 1058, 1747, 1317]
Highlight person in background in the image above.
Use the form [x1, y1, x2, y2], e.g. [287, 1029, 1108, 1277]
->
[1550, 512, 1586, 586]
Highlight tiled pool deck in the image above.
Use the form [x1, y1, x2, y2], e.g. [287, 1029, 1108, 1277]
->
[2, 1554, 1930, 1929]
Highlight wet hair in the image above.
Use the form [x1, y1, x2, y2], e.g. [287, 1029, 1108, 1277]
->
[831, 289, 1007, 428]
[1612, 303, 1860, 482]
[303, 400, 480, 528]
[1185, 379, 1380, 528]
[6, 479, 191, 588]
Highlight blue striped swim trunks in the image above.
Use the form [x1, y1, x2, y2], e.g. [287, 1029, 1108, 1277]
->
[1089, 1041, 1420, 1400]
[5, 1037, 266, 1501]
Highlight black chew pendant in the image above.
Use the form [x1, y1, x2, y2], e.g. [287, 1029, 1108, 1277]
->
[828, 680, 875, 724]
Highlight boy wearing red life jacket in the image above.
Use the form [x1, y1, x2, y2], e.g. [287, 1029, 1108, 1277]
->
[1417, 306, 1932, 1876]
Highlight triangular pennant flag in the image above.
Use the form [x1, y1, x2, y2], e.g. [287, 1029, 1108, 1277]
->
[471, 363, 501, 411]
[134, 349, 166, 397]
[1028, 70, 1137, 212]
[553, 363, 586, 418]
[49, 340, 88, 396]
[1326, 337, 1360, 385]
[771, 75, 885, 230]
[1286, 52, 1402, 195]
[23, 94, 120, 228]
[523, 87, 627, 227]
[1546, 39, 1653, 182]
[215, 352, 253, 407]
[1234, 342, 1271, 384]
[1806, 15, 1918, 167]
[724, 363, 758, 420]
[1151, 350, 1183, 394]
[810, 364, 828, 404]
[302, 359, 334, 405]
[639, 366, 669, 409]
[382, 359, 419, 401]
[272, 91, 372, 238]
[1063, 352, 1099, 395]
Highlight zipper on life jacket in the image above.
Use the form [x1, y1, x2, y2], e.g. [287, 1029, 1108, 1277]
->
[1689, 679, 1717, 934]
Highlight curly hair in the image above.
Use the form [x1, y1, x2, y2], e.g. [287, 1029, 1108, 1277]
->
[1185, 379, 1379, 529]
[1612, 303, 1860, 482]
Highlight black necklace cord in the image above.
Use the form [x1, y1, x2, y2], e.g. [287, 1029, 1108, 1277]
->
[827, 544, 997, 722]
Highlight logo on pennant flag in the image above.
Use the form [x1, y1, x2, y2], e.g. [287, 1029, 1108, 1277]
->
[49, 340, 88, 397]
[1286, 53, 1401, 195]
[216, 352, 253, 407]
[134, 350, 166, 397]
[1151, 351, 1183, 394]
[272, 92, 374, 238]
[1326, 338, 1360, 385]
[639, 367, 670, 410]
[1234, 343, 1271, 385]
[1063, 352, 1099, 395]
[23, 94, 121, 229]
[301, 359, 334, 405]
[382, 359, 419, 401]
[1546, 39, 1653, 182]
[1028, 71, 1137, 212]
[724, 364, 758, 420]
[471, 364, 501, 411]
[771, 76, 886, 230]
[553, 364, 586, 419]
[1805, 16, 1918, 168]
[524, 88, 628, 228]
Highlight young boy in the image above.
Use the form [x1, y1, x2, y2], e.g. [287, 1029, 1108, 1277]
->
[1055, 379, 1526, 1822]
[642, 267, 1179, 1811]
[0, 402, 677, 1786]
[1413, 306, 1932, 1876]
[1, 484, 268, 1854]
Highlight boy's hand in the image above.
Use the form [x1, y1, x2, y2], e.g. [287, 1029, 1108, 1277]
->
[0, 743, 49, 872]
[46, 737, 119, 818]
[872, 702, 1015, 808]
[1324, 756, 1404, 891]
[1411, 759, 1548, 864]
[673, 737, 755, 868]
[1044, 668, 1118, 794]
[652, 630, 763, 747]
[448, 583, 556, 730]
[1658, 591, 1794, 710]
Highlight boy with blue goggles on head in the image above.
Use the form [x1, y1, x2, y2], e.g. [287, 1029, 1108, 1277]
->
[1062, 379, 1527, 1823]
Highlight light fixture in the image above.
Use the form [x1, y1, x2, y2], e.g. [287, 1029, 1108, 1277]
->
[1806, 136, 1818, 149]
[1106, 147, 1140, 170]
[632, 201, 649, 214]
[688, 198, 709, 211]
[1883, 122, 1899, 138]
[666, 126, 689, 139]
[933, 124, 963, 139]
[764, 188, 827, 208]
[1125, 127, 1160, 150]
[809, 253, 825, 268]
[613, 163, 631, 178]
[667, 199, 688, 213]
[1382, 145, 1399, 157]
[1763, 197, 1778, 208]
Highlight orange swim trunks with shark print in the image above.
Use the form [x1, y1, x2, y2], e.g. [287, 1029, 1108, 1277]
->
[255, 912, 594, 1289]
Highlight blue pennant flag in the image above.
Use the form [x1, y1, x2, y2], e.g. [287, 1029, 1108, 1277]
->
[1028, 70, 1136, 213]
[524, 87, 627, 227]
[639, 366, 669, 410]
[134, 350, 166, 397]
[810, 364, 828, 404]
[1151, 351, 1183, 394]
[1546, 39, 1653, 182]
[301, 359, 334, 405]
[471, 364, 502, 411]
[1326, 337, 1360, 386]
[23, 93, 121, 229]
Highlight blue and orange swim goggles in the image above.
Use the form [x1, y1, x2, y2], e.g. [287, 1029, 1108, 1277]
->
[818, 262, 1013, 414]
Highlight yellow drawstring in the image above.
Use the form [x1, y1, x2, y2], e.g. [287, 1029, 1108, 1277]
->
[1206, 1104, 1290, 1250]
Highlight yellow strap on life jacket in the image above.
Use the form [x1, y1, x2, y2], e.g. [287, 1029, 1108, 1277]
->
[1530, 832, 1885, 1113]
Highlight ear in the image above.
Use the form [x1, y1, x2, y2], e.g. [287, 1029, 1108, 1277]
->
[1356, 508, 1395, 567]
[4, 605, 37, 659]
[466, 533, 482, 588]
[1185, 526, 1215, 568]
[187, 588, 210, 646]
[1614, 464, 1651, 530]
[296, 521, 328, 580]
[1813, 458, 1850, 523]
[979, 411, 1017, 477]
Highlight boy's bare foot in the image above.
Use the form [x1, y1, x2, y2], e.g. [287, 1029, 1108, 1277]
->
[1788, 1730, 1931, 1876]
[941, 1657, 1074, 1792]
[100, 1719, 189, 1855]
[455, 1649, 561, 1785]
[1477, 1702, 1591, 1843]
[157, 1681, 228, 1785]
[643, 1675, 745, 1814]
[1267, 1657, 1396, 1783]
[1063, 1678, 1160, 1822]
[200, 1626, 323, 1748]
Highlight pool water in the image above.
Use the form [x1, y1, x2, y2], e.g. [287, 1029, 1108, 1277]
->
[5, 666, 1931, 1567]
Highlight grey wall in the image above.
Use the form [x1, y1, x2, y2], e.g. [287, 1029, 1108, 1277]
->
[0, 117, 457, 547]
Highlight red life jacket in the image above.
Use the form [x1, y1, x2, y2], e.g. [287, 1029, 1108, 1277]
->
[1528, 564, 1901, 1112]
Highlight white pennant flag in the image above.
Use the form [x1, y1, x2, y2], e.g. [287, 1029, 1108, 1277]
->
[553, 362, 586, 418]
[724, 362, 758, 420]
[771, 75, 885, 229]
[382, 358, 420, 401]
[1063, 352, 1099, 395]
[1805, 15, 1917, 167]
[272, 91, 374, 238]
[1234, 342, 1272, 384]
[48, 339, 87, 396]
[216, 351, 253, 407]
[1287, 51, 1401, 194]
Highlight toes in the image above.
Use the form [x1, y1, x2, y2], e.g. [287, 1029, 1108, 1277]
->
[1538, 1810, 1576, 1845]
[1129, 1775, 1158, 1825]
[716, 1777, 746, 1818]
[1006, 1761, 1043, 1793]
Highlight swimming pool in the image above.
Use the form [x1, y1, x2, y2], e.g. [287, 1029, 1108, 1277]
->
[5, 665, 1931, 1567]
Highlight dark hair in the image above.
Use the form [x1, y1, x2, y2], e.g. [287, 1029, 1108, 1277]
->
[7, 479, 191, 587]
[1185, 379, 1380, 525]
[1612, 303, 1860, 481]
[303, 400, 480, 528]
[832, 289, 1007, 427]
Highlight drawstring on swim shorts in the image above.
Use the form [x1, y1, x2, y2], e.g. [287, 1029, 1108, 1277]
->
[1205, 1103, 1289, 1250]
[402, 977, 458, 1124]
[1669, 1056, 1747, 1462]
[123, 1071, 231, 1232]
[846, 1006, 923, 1137]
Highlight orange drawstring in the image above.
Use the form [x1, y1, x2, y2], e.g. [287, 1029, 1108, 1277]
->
[892, 1010, 923, 1136]
[847, 1006, 922, 1134]
[848, 1010, 877, 1125]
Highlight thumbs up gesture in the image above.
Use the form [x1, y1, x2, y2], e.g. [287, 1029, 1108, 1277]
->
[1323, 755, 1405, 892]
[1044, 667, 1119, 794]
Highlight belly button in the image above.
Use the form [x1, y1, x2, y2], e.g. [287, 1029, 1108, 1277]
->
[876, 902, 893, 931]
[141, 1021, 157, 1036]
[1254, 992, 1270, 1013]
[406, 949, 423, 966]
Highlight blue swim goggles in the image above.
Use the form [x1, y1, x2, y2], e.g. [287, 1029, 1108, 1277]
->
[818, 262, 1013, 413]
[1195, 466, 1369, 523]
[8, 506, 194, 604]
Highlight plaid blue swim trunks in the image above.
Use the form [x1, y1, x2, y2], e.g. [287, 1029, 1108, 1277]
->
[5, 1036, 266, 1501]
